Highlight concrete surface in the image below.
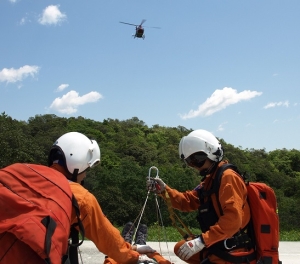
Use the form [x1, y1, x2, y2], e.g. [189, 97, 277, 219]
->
[78, 241, 300, 263]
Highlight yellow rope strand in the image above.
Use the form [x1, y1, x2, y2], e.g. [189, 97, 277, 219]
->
[160, 191, 194, 240]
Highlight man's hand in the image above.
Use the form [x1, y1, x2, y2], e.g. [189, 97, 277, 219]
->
[136, 244, 156, 254]
[177, 237, 205, 260]
[137, 254, 158, 264]
[146, 177, 166, 194]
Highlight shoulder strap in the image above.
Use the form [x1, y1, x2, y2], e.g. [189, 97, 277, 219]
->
[69, 195, 85, 264]
[214, 163, 238, 184]
[213, 163, 238, 216]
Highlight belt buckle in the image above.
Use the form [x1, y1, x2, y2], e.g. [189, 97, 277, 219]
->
[224, 237, 237, 250]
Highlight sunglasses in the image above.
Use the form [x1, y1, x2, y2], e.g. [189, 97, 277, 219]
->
[184, 152, 207, 168]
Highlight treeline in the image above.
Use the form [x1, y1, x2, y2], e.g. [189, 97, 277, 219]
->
[1, 112, 300, 231]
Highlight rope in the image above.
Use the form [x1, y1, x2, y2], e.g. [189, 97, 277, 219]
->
[154, 194, 172, 261]
[130, 166, 173, 262]
[131, 165, 195, 263]
[160, 191, 194, 240]
[131, 189, 151, 245]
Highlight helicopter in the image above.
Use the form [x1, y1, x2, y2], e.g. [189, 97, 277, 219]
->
[119, 19, 160, 39]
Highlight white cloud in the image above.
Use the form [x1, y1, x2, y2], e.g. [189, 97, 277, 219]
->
[0, 65, 40, 83]
[9, 0, 17, 3]
[20, 14, 31, 25]
[56, 84, 69, 92]
[49, 90, 103, 114]
[38, 5, 66, 25]
[180, 87, 262, 119]
[217, 122, 228, 131]
[20, 17, 26, 25]
[263, 101, 289, 109]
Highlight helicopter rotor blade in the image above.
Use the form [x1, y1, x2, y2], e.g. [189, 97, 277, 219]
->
[144, 26, 161, 29]
[119, 21, 138, 27]
[140, 19, 146, 26]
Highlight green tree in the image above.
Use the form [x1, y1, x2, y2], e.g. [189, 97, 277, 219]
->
[1, 113, 299, 231]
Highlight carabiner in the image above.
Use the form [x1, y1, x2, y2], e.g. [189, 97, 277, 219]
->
[147, 166, 161, 192]
[148, 166, 159, 179]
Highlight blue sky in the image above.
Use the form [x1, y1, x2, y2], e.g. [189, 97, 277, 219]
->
[1, 1, 299, 152]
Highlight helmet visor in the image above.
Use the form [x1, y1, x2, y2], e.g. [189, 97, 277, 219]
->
[184, 152, 207, 168]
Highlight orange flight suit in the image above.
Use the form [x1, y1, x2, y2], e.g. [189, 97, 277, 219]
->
[165, 161, 252, 264]
[53, 164, 171, 264]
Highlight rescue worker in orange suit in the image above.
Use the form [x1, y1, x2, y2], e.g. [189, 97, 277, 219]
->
[147, 129, 255, 264]
[48, 132, 171, 264]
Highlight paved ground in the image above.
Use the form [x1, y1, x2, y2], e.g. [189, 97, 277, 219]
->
[78, 241, 300, 263]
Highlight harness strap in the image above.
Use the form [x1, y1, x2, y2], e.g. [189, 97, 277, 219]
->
[71, 195, 85, 246]
[69, 195, 85, 264]
[69, 227, 79, 264]
[41, 216, 57, 264]
[214, 164, 238, 216]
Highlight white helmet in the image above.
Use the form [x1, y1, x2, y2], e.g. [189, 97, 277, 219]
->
[179, 129, 223, 163]
[48, 132, 101, 175]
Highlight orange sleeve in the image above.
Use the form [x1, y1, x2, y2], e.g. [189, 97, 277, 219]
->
[202, 169, 251, 247]
[164, 185, 200, 212]
[69, 182, 139, 264]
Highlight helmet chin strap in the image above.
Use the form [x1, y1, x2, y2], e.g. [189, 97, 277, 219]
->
[71, 169, 79, 182]
[199, 161, 217, 176]
[71, 169, 85, 186]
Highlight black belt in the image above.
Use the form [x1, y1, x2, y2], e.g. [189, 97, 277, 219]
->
[207, 230, 256, 263]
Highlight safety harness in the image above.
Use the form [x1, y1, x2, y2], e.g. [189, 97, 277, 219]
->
[197, 164, 256, 263]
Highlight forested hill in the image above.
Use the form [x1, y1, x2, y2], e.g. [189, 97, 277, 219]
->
[1, 112, 299, 231]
